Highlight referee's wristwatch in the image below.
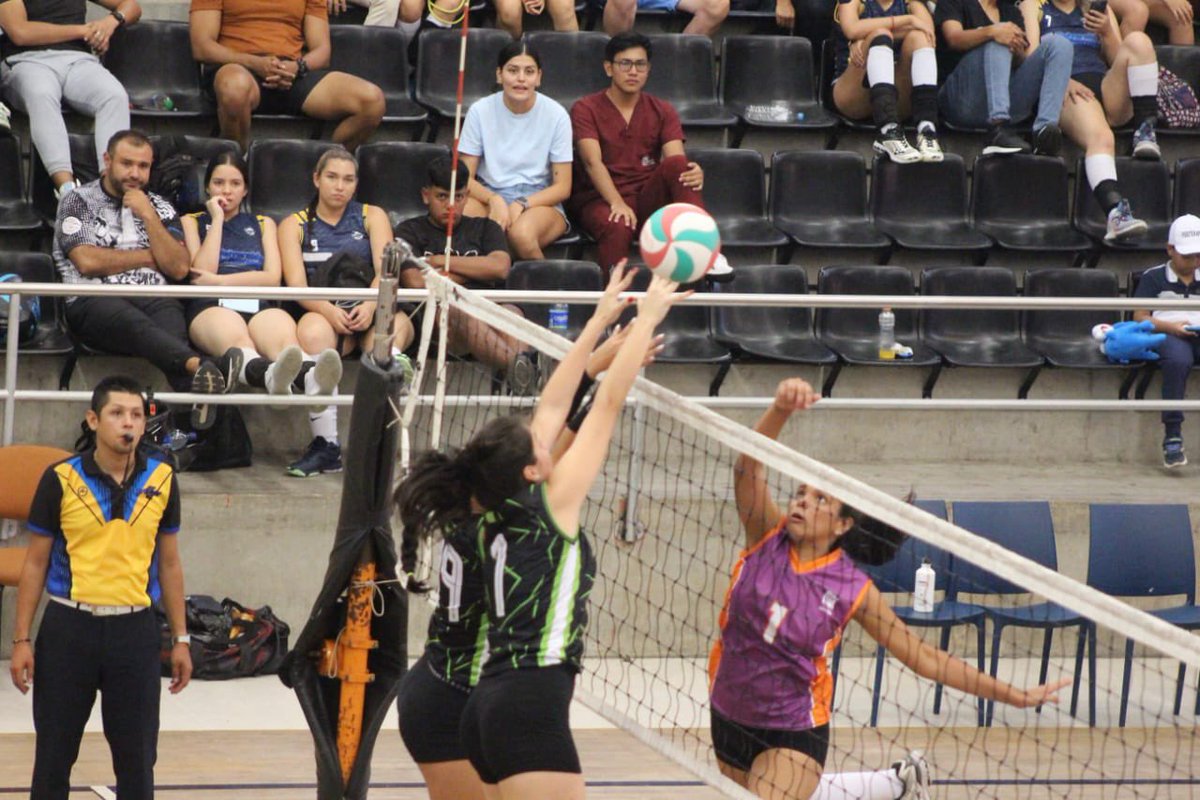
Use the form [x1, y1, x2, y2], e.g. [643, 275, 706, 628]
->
[172, 634, 192, 646]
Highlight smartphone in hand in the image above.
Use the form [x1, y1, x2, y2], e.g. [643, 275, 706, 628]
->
[1089, 0, 1108, 14]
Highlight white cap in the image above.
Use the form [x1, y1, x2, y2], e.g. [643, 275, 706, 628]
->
[1169, 214, 1200, 255]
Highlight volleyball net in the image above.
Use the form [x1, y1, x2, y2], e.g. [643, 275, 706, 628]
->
[401, 264, 1200, 800]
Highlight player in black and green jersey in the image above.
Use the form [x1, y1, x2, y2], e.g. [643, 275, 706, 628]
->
[393, 262, 682, 800]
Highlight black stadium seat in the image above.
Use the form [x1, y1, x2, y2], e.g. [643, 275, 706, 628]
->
[330, 25, 428, 126]
[356, 142, 451, 228]
[871, 154, 992, 257]
[971, 154, 1091, 255]
[642, 35, 736, 129]
[416, 29, 511, 140]
[687, 148, 788, 250]
[150, 135, 240, 215]
[624, 267, 731, 370]
[720, 36, 836, 146]
[920, 267, 1043, 397]
[31, 133, 96, 226]
[0, 252, 72, 355]
[1174, 158, 1200, 218]
[248, 139, 340, 221]
[1073, 156, 1171, 251]
[106, 21, 206, 119]
[0, 136, 42, 235]
[769, 150, 890, 254]
[1023, 268, 1124, 378]
[506, 260, 603, 340]
[526, 31, 611, 112]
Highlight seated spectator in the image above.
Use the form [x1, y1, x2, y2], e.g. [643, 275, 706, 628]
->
[568, 32, 711, 274]
[460, 41, 572, 261]
[1022, 0, 1155, 242]
[603, 0, 728, 36]
[935, 0, 1073, 154]
[1132, 214, 1200, 468]
[181, 151, 342, 403]
[327, 0, 400, 25]
[493, 0, 578, 38]
[188, 0, 385, 152]
[832, 0, 944, 162]
[398, 156, 533, 386]
[278, 145, 414, 477]
[1113, 0, 1193, 43]
[0, 0, 137, 202]
[55, 130, 227, 428]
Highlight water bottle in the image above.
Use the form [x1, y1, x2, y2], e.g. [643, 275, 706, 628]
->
[878, 306, 896, 360]
[148, 93, 175, 112]
[163, 429, 196, 451]
[913, 558, 936, 613]
[548, 302, 570, 336]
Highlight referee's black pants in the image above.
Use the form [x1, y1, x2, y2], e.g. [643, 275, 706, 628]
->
[31, 601, 161, 800]
[65, 296, 198, 392]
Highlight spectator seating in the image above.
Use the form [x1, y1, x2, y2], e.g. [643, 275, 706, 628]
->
[356, 142, 451, 228]
[0, 252, 72, 355]
[505, 259, 604, 340]
[951, 501, 1090, 727]
[1154, 45, 1200, 139]
[861, 500, 987, 727]
[871, 154, 992, 258]
[1083, 504, 1200, 727]
[0, 136, 42, 235]
[687, 148, 788, 250]
[769, 150, 890, 256]
[624, 266, 731, 376]
[416, 29, 512, 140]
[971, 154, 1092, 256]
[1022, 269, 1129, 393]
[1174, 158, 1200, 218]
[919, 267, 1043, 398]
[31, 133, 97, 226]
[642, 35, 737, 129]
[712, 264, 837, 395]
[329, 25, 428, 126]
[247, 139, 340, 221]
[815, 265, 941, 396]
[1073, 157, 1171, 252]
[818, 39, 873, 133]
[106, 21, 206, 120]
[526, 31, 611, 112]
[151, 135, 241, 216]
[720, 36, 836, 147]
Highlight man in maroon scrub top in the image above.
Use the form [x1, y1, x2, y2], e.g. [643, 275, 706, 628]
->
[569, 31, 709, 275]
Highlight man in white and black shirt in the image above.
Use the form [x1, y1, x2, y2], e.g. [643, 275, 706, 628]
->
[56, 129, 228, 420]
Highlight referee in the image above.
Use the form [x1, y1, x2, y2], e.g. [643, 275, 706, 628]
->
[9, 375, 193, 800]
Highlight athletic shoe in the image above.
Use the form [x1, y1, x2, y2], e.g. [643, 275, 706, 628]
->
[0, 102, 11, 135]
[392, 351, 415, 387]
[873, 127, 922, 164]
[893, 750, 932, 800]
[263, 345, 304, 404]
[218, 347, 244, 392]
[1164, 437, 1187, 469]
[286, 436, 343, 477]
[54, 180, 77, 208]
[982, 126, 1030, 155]
[916, 128, 944, 162]
[707, 253, 735, 282]
[1132, 118, 1161, 161]
[1032, 122, 1062, 157]
[1105, 199, 1149, 242]
[308, 348, 343, 412]
[189, 361, 226, 431]
[507, 351, 539, 397]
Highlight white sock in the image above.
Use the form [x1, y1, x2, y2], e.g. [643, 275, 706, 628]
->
[1085, 153, 1118, 190]
[303, 353, 321, 394]
[309, 403, 339, 444]
[911, 47, 937, 86]
[1127, 61, 1158, 97]
[813, 769, 904, 800]
[238, 347, 259, 384]
[867, 43, 895, 87]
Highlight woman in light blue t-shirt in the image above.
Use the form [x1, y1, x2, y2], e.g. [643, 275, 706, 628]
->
[459, 41, 574, 260]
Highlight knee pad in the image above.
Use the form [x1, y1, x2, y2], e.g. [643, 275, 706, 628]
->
[869, 33, 895, 51]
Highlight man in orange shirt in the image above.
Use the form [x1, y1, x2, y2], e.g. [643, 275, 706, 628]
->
[189, 0, 384, 151]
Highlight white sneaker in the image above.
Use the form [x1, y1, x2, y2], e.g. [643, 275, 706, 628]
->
[308, 348, 343, 412]
[54, 180, 77, 207]
[873, 127, 922, 164]
[916, 128, 944, 163]
[1105, 199, 1148, 243]
[264, 345, 304, 405]
[708, 253, 734, 281]
[893, 750, 932, 800]
[0, 102, 11, 134]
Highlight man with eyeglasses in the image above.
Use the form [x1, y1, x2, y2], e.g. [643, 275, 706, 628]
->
[570, 32, 727, 277]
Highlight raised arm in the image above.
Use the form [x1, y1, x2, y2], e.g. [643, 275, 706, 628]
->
[855, 583, 1071, 706]
[735, 378, 820, 548]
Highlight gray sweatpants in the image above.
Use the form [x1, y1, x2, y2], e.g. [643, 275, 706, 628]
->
[0, 49, 129, 178]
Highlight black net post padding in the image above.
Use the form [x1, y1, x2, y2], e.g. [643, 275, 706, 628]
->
[281, 353, 410, 800]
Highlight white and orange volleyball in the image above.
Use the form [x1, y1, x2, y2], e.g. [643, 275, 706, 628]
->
[638, 203, 722, 284]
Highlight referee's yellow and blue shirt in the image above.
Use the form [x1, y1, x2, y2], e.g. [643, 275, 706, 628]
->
[26, 448, 181, 607]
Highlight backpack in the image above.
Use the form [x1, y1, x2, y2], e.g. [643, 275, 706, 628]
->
[312, 251, 375, 310]
[148, 137, 208, 214]
[1157, 66, 1200, 129]
[173, 404, 253, 473]
[158, 595, 291, 680]
[0, 274, 39, 345]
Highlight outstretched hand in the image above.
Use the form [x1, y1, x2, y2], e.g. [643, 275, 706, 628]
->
[592, 260, 636, 327]
[1011, 677, 1072, 708]
[637, 274, 688, 327]
[773, 378, 821, 414]
[587, 323, 665, 377]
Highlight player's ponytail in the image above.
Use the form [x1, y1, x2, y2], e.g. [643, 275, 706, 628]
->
[394, 449, 473, 547]
[835, 491, 914, 566]
[458, 415, 536, 513]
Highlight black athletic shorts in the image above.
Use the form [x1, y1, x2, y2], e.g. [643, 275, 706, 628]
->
[201, 64, 330, 116]
[397, 655, 472, 763]
[710, 708, 830, 772]
[1076, 72, 1105, 107]
[459, 665, 580, 784]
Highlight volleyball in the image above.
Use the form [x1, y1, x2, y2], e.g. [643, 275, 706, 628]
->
[639, 203, 722, 284]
